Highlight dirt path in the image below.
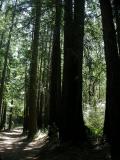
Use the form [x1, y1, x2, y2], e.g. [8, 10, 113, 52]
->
[0, 128, 46, 160]
[0, 128, 111, 160]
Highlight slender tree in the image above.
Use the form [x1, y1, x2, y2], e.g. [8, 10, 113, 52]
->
[8, 100, 14, 131]
[23, 66, 29, 133]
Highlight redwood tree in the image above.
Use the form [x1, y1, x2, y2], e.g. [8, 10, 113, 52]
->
[100, 0, 120, 159]
[28, 0, 41, 138]
[48, 0, 62, 137]
[60, 0, 86, 143]
[113, 0, 120, 55]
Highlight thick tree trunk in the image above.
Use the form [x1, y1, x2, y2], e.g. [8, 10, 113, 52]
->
[99, 0, 120, 159]
[114, 1, 120, 55]
[100, 0, 119, 139]
[60, 0, 86, 143]
[60, 0, 73, 142]
[28, 0, 41, 138]
[48, 0, 62, 138]
[72, 0, 86, 142]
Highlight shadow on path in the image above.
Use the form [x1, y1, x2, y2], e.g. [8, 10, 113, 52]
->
[0, 128, 47, 160]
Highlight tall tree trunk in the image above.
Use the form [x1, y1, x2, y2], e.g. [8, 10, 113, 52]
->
[99, 0, 120, 159]
[60, 0, 86, 143]
[48, 0, 62, 138]
[37, 52, 44, 129]
[28, 0, 41, 138]
[23, 67, 29, 134]
[72, 0, 86, 142]
[37, 90, 43, 129]
[60, 0, 73, 142]
[40, 42, 49, 129]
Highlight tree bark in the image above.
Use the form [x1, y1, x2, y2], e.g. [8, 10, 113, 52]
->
[99, 0, 120, 159]
[113, 1, 120, 55]
[73, 0, 86, 142]
[23, 67, 29, 134]
[0, 101, 7, 130]
[60, 0, 86, 143]
[28, 0, 41, 138]
[48, 0, 62, 138]
[60, 0, 73, 142]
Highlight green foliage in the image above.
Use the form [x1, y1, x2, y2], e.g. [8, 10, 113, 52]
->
[84, 104, 105, 136]
[83, 0, 106, 136]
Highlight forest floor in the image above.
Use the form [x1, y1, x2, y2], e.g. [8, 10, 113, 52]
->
[0, 127, 46, 160]
[0, 128, 111, 160]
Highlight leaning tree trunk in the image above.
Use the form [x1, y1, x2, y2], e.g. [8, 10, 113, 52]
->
[99, 0, 120, 159]
[28, 0, 41, 138]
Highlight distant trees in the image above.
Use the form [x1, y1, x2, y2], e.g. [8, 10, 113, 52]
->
[0, 0, 36, 131]
[0, 0, 17, 129]
[83, 0, 105, 136]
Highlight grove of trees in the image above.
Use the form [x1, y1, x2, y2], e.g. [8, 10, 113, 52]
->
[0, 0, 120, 159]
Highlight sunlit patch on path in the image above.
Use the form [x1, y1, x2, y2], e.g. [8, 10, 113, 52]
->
[0, 128, 47, 160]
